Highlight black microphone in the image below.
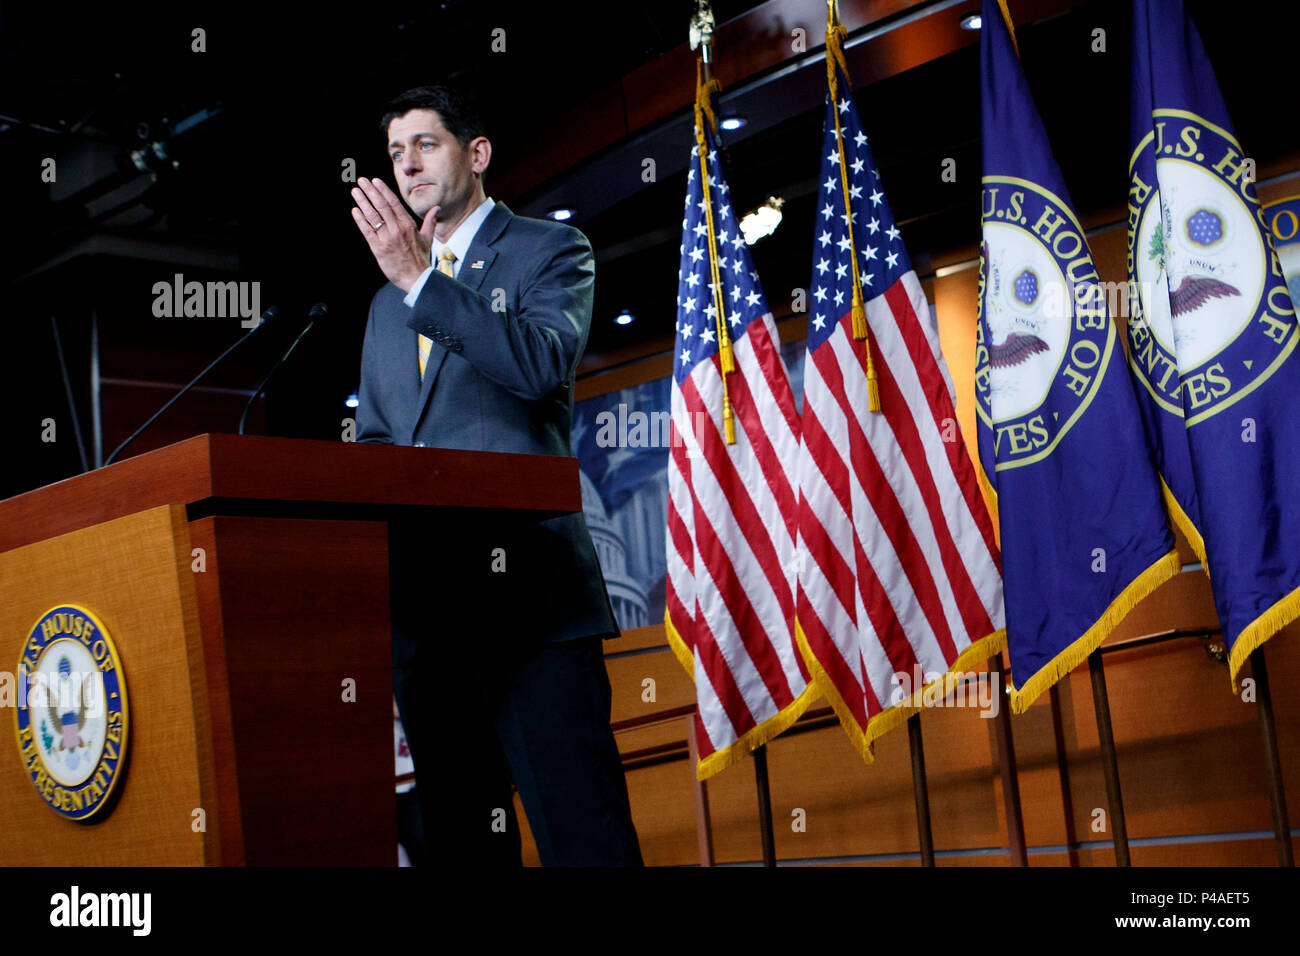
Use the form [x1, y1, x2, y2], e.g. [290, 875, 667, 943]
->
[103, 306, 279, 466]
[238, 303, 327, 436]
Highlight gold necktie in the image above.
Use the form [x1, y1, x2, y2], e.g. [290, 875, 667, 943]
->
[418, 248, 457, 378]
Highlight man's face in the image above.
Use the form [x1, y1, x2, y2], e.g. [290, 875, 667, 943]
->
[386, 108, 477, 218]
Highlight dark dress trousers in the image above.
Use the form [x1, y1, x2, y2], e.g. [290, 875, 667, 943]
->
[355, 200, 643, 866]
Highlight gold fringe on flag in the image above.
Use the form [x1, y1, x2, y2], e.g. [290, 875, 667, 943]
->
[1227, 583, 1300, 694]
[1158, 476, 1208, 572]
[1007, 549, 1181, 713]
[667, 609, 821, 780]
[974, 457, 1001, 542]
[795, 618, 1008, 765]
[663, 606, 696, 677]
[825, 1, 880, 412]
[694, 58, 736, 444]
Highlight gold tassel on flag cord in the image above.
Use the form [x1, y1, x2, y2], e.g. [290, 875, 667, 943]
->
[694, 57, 737, 444]
[825, 1, 880, 413]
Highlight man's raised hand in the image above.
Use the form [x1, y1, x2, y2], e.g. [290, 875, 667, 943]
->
[350, 176, 438, 293]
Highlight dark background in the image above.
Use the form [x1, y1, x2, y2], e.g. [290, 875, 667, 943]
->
[2, 0, 1296, 498]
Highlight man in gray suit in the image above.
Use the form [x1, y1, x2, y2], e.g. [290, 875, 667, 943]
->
[349, 84, 642, 866]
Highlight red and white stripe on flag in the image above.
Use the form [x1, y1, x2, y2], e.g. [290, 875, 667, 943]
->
[795, 39, 1005, 762]
[666, 315, 818, 780]
[667, 83, 818, 780]
[795, 269, 1007, 762]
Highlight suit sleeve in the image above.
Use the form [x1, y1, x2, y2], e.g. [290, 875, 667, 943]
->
[403, 226, 594, 402]
[355, 297, 394, 444]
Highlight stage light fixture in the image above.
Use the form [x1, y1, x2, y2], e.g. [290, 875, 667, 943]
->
[740, 196, 785, 245]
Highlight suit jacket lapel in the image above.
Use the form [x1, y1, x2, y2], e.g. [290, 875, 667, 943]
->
[409, 201, 513, 440]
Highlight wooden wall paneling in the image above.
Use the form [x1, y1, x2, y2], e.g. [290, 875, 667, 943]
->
[605, 644, 697, 727]
[586, 614, 1297, 866]
[1068, 629, 1299, 849]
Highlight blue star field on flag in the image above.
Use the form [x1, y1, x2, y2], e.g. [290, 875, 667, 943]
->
[674, 124, 772, 382]
[806, 78, 910, 350]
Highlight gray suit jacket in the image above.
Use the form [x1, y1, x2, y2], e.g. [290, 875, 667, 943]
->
[355, 200, 618, 645]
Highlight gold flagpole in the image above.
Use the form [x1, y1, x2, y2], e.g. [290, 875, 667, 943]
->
[826, 0, 880, 412]
[690, 1, 736, 445]
[996, 0, 1021, 59]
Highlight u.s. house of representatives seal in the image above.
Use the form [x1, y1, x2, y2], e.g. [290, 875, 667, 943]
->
[1128, 108, 1299, 425]
[977, 176, 1116, 470]
[13, 605, 129, 821]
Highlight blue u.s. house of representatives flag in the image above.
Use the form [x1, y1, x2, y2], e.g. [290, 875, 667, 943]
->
[1126, 2, 1206, 567]
[977, 0, 1180, 711]
[1130, 0, 1300, 687]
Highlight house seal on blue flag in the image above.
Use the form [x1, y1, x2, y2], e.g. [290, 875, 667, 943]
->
[1129, 110, 1299, 426]
[977, 178, 1116, 470]
[13, 605, 129, 822]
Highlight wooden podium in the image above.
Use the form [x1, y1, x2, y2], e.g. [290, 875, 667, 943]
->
[0, 434, 581, 865]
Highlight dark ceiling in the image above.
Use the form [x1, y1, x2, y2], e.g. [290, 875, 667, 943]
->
[2, 0, 1298, 492]
[0, 0, 769, 284]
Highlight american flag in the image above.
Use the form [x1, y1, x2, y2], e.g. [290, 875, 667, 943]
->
[793, 29, 1006, 762]
[665, 76, 816, 780]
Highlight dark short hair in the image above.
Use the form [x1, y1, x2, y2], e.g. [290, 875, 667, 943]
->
[379, 84, 487, 148]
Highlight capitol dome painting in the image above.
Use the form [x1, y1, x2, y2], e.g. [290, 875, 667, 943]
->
[579, 469, 649, 630]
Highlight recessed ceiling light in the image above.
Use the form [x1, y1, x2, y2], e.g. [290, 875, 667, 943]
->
[345, 392, 359, 408]
[720, 115, 748, 131]
[960, 14, 982, 30]
[547, 207, 575, 221]
[614, 310, 634, 326]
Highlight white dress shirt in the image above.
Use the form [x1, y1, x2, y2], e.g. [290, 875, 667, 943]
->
[403, 196, 497, 307]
